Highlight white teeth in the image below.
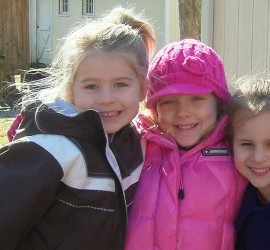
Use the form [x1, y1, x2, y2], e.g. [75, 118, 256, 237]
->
[250, 167, 270, 173]
[100, 111, 118, 117]
[177, 124, 196, 129]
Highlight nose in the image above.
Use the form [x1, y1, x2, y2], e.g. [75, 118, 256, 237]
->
[98, 88, 116, 105]
[251, 148, 267, 163]
[176, 103, 190, 118]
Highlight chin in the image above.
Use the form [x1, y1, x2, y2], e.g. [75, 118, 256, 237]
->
[179, 142, 196, 148]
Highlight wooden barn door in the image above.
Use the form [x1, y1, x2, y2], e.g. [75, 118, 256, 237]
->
[0, 0, 29, 80]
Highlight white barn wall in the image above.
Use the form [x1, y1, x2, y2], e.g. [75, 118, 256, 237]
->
[252, 0, 269, 74]
[165, 0, 180, 44]
[203, 0, 270, 87]
[222, 0, 239, 82]
[31, 0, 270, 84]
[201, 0, 213, 46]
[237, 0, 253, 77]
[50, 0, 180, 59]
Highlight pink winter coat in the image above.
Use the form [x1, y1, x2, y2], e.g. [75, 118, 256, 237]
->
[125, 114, 247, 250]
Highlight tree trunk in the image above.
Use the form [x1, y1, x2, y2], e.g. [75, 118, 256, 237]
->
[179, 0, 201, 40]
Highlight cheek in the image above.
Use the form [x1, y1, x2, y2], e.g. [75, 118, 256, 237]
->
[203, 110, 217, 133]
[72, 90, 82, 106]
[157, 109, 170, 124]
[156, 105, 171, 120]
[73, 96, 95, 111]
[233, 147, 245, 167]
[72, 86, 81, 102]
[205, 99, 218, 117]
[156, 111, 170, 131]
[208, 105, 218, 120]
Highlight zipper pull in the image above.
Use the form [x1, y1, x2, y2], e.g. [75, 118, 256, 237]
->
[178, 188, 185, 199]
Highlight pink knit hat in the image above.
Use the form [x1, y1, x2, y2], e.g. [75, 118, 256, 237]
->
[146, 39, 231, 109]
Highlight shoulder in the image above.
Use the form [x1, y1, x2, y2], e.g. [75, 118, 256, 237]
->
[20, 134, 84, 171]
[18, 134, 90, 189]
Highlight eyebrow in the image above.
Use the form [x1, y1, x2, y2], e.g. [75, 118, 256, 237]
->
[234, 136, 251, 140]
[235, 137, 270, 143]
[79, 76, 133, 83]
[233, 135, 251, 141]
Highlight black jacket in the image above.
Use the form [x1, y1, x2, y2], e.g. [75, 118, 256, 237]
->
[235, 184, 270, 250]
[0, 100, 143, 250]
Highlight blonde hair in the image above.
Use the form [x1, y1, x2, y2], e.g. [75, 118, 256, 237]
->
[227, 73, 270, 137]
[20, 7, 155, 106]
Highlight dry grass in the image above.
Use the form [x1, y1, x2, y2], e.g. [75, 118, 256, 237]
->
[0, 117, 13, 146]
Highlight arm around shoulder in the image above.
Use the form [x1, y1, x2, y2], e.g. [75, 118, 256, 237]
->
[0, 140, 63, 248]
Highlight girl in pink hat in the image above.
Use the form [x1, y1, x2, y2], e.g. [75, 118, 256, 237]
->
[125, 39, 247, 250]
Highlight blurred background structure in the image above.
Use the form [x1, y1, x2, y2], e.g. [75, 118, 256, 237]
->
[0, 0, 269, 107]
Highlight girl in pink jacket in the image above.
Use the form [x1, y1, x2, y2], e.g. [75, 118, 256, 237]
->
[125, 39, 247, 250]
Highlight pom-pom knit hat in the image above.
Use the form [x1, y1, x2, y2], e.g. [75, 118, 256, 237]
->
[146, 39, 231, 109]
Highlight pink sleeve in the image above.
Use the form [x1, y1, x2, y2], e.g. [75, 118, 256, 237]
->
[7, 114, 23, 142]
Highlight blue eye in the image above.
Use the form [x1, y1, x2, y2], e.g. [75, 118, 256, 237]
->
[115, 82, 128, 88]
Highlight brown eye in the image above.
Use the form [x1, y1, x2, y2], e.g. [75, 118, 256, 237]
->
[192, 96, 203, 101]
[86, 84, 98, 89]
[160, 99, 174, 105]
[241, 142, 253, 147]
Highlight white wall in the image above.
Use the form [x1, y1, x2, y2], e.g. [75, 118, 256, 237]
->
[50, 0, 180, 59]
[202, 0, 270, 86]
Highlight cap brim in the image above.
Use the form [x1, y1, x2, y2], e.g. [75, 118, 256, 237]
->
[146, 83, 213, 109]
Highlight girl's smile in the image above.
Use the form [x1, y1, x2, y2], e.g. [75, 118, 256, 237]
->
[249, 167, 270, 176]
[176, 123, 198, 129]
[233, 110, 270, 202]
[156, 94, 218, 149]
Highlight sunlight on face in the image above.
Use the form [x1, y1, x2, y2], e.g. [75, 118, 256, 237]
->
[72, 50, 145, 134]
